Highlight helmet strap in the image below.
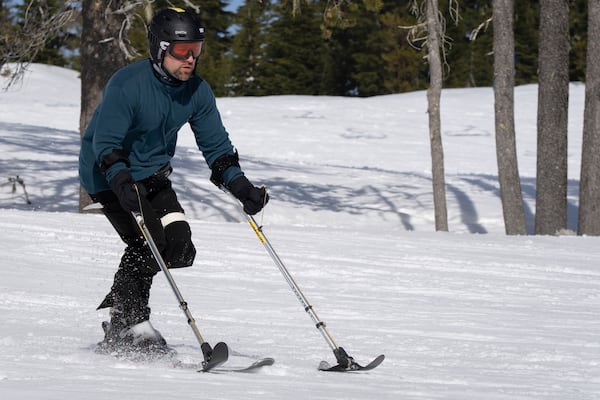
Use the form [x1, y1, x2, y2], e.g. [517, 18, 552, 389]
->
[151, 61, 176, 84]
[150, 58, 197, 85]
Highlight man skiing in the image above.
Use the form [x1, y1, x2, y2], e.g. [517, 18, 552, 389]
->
[78, 7, 268, 356]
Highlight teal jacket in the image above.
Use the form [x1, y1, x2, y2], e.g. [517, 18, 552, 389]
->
[79, 59, 242, 195]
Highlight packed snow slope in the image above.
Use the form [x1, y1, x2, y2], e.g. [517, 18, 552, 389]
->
[0, 64, 598, 400]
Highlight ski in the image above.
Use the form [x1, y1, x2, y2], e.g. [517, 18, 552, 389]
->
[95, 321, 179, 363]
[203, 357, 275, 373]
[318, 354, 385, 372]
[172, 343, 274, 373]
[174, 356, 274, 373]
[95, 336, 273, 373]
[95, 345, 179, 363]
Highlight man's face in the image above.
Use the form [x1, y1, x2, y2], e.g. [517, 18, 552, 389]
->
[162, 41, 203, 81]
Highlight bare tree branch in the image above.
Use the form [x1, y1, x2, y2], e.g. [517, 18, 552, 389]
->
[2, 0, 200, 89]
[1, 1, 78, 90]
[400, 0, 459, 74]
[469, 16, 492, 42]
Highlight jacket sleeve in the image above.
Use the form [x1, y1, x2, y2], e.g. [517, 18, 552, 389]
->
[91, 84, 135, 183]
[188, 81, 243, 186]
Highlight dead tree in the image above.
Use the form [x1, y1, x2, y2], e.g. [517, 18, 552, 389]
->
[402, 0, 457, 231]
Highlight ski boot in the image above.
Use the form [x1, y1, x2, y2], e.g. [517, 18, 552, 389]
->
[96, 307, 175, 361]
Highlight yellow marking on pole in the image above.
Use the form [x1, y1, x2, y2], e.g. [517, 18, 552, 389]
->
[248, 220, 266, 244]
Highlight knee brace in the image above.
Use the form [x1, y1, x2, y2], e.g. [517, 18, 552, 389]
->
[161, 212, 196, 269]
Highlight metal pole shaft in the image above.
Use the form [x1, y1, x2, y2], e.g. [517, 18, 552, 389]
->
[225, 192, 340, 353]
[133, 213, 206, 346]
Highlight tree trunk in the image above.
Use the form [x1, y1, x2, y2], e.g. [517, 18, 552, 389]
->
[426, 0, 448, 232]
[578, 0, 600, 235]
[493, 0, 527, 235]
[78, 0, 129, 212]
[535, 0, 569, 234]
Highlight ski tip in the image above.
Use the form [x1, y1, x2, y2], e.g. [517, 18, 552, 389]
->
[261, 357, 275, 366]
[373, 354, 385, 363]
[236, 357, 275, 372]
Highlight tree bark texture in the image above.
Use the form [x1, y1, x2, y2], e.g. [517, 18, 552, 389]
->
[578, 0, 600, 235]
[79, 0, 130, 212]
[492, 0, 527, 235]
[535, 0, 569, 234]
[426, 0, 448, 232]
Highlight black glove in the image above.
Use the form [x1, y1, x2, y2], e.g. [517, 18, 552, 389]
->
[109, 169, 147, 212]
[229, 176, 269, 215]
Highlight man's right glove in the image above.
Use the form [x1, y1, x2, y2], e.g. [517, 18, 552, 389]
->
[109, 169, 147, 213]
[229, 176, 269, 215]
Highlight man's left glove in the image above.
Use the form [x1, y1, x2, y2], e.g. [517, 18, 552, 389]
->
[109, 169, 147, 212]
[229, 176, 269, 215]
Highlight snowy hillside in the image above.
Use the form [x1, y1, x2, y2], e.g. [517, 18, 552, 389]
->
[0, 64, 598, 399]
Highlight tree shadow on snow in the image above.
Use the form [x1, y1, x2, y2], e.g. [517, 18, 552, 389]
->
[0, 125, 581, 234]
[0, 122, 80, 211]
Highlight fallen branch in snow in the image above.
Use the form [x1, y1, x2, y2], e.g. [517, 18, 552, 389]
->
[3, 176, 32, 205]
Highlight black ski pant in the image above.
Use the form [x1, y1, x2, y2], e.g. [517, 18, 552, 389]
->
[91, 166, 196, 325]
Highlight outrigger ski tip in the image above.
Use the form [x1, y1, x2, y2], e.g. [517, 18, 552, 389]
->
[318, 347, 385, 372]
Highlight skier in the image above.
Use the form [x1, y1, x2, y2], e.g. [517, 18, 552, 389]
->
[78, 7, 268, 356]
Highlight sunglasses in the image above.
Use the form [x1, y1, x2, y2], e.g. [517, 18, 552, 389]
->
[168, 42, 203, 61]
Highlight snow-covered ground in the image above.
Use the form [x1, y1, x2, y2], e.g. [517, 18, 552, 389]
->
[0, 64, 598, 399]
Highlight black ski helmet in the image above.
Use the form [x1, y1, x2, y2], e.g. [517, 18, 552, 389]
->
[148, 8, 205, 67]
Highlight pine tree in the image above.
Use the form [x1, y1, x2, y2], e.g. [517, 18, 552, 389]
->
[350, 0, 389, 96]
[191, 0, 234, 96]
[322, 0, 426, 96]
[569, 0, 587, 82]
[257, 0, 327, 95]
[229, 0, 271, 96]
[380, 6, 429, 93]
[320, 2, 361, 95]
[444, 0, 494, 88]
[513, 1, 539, 84]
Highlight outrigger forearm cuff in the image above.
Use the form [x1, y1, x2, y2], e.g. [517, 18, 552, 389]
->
[210, 151, 240, 187]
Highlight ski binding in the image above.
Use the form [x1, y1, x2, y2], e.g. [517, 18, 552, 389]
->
[200, 341, 229, 371]
[197, 342, 274, 373]
[318, 347, 385, 372]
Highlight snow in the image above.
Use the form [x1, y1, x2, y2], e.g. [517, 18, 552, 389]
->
[0, 64, 598, 399]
